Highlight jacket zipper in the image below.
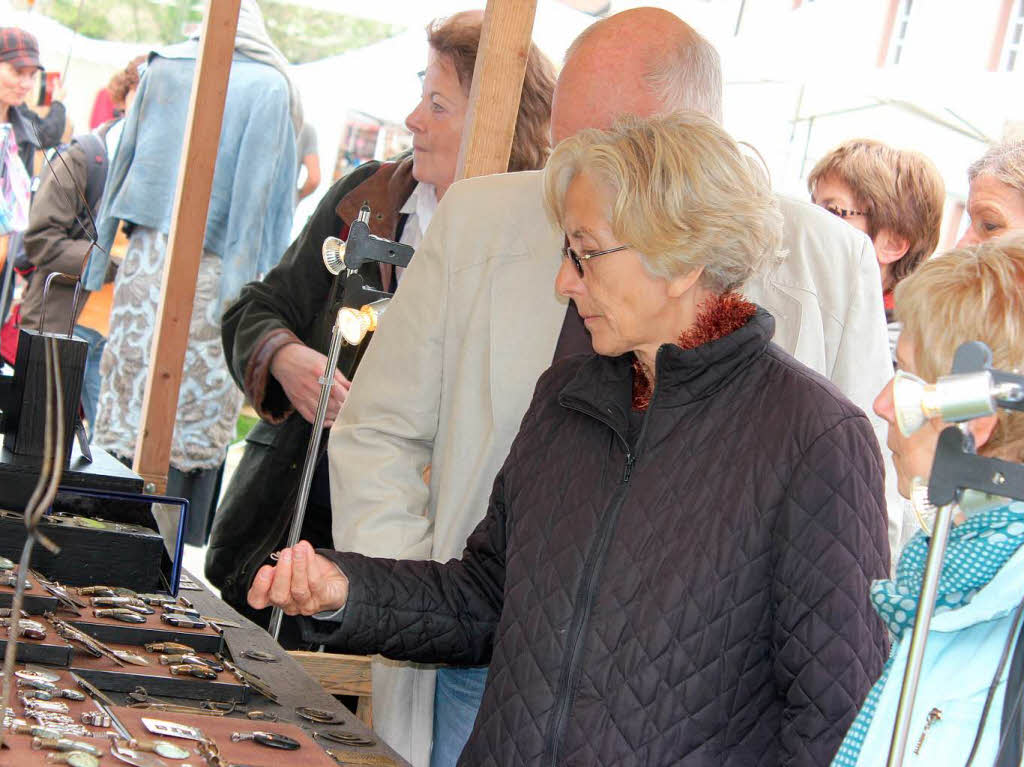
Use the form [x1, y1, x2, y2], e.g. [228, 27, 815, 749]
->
[544, 382, 655, 765]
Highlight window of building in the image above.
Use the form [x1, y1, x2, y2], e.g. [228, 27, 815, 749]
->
[888, 0, 915, 65]
[1004, 0, 1024, 71]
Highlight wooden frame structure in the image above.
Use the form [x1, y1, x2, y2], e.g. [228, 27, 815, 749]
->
[133, 0, 539, 493]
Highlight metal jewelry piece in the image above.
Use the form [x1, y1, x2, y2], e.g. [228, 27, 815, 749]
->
[49, 616, 126, 666]
[25, 699, 71, 714]
[109, 743, 169, 767]
[167, 663, 218, 680]
[160, 614, 207, 629]
[21, 689, 55, 700]
[32, 736, 101, 755]
[230, 730, 301, 750]
[94, 608, 149, 623]
[44, 753, 101, 767]
[325, 750, 397, 766]
[80, 711, 110, 728]
[23, 664, 63, 682]
[145, 641, 195, 654]
[141, 717, 207, 742]
[1, 616, 47, 639]
[79, 586, 137, 597]
[295, 706, 343, 724]
[240, 649, 277, 663]
[314, 730, 377, 748]
[246, 710, 278, 722]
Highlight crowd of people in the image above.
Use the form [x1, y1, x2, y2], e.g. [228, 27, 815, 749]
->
[4, 3, 1024, 766]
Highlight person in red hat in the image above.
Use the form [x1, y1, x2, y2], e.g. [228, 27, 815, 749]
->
[1, 27, 66, 175]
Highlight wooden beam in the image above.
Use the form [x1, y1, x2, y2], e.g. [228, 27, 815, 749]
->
[132, 0, 241, 494]
[454, 0, 538, 181]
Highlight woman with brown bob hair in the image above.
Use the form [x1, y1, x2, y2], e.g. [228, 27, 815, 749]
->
[207, 9, 555, 657]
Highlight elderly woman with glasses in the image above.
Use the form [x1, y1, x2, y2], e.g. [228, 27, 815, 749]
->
[832, 235, 1024, 766]
[958, 140, 1024, 247]
[249, 113, 890, 766]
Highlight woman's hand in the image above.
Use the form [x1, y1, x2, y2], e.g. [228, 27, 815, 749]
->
[269, 343, 351, 426]
[247, 540, 349, 616]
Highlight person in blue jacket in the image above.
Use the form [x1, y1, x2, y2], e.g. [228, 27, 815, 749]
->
[835, 233, 1024, 766]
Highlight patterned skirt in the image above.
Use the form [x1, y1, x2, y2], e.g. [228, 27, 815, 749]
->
[92, 226, 243, 472]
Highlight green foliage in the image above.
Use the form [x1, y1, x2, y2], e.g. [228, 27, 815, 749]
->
[261, 1, 401, 64]
[46, 0, 113, 40]
[29, 0, 401, 62]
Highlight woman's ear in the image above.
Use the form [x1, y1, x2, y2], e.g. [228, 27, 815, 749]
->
[667, 266, 704, 299]
[969, 413, 999, 452]
[874, 228, 911, 265]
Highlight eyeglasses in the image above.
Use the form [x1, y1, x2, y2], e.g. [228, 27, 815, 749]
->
[561, 236, 629, 278]
[823, 202, 869, 219]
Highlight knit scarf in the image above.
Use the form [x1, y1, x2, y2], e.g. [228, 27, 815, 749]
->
[833, 501, 1024, 766]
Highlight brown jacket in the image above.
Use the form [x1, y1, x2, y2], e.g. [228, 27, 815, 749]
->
[21, 131, 115, 333]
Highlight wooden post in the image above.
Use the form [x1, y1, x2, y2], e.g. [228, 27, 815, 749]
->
[454, 0, 538, 181]
[132, 0, 241, 494]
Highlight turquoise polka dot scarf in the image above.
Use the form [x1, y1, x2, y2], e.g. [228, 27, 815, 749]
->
[833, 501, 1024, 766]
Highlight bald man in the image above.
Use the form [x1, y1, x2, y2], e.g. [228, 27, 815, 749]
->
[317, 8, 895, 766]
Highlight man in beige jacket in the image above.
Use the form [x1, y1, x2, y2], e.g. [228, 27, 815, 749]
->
[327, 8, 901, 767]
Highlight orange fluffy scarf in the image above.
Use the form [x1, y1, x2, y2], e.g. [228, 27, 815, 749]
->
[632, 293, 756, 411]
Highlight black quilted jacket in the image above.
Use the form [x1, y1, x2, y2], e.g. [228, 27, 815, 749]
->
[305, 309, 890, 766]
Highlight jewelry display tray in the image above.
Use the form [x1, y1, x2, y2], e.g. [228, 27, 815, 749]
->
[70, 642, 248, 703]
[70, 611, 225, 655]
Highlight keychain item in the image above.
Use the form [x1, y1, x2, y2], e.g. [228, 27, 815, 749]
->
[168, 663, 218, 680]
[160, 614, 206, 629]
[144, 641, 195, 654]
[230, 730, 301, 750]
[80, 711, 110, 728]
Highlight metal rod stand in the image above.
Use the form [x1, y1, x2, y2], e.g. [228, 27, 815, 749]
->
[268, 307, 349, 640]
[885, 500, 958, 767]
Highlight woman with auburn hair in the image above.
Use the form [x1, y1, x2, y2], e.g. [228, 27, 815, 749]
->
[808, 139, 945, 358]
[207, 0, 555, 701]
[834, 234, 1024, 766]
[250, 113, 890, 767]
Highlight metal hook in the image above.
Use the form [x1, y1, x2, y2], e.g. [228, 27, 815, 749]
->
[38, 272, 83, 338]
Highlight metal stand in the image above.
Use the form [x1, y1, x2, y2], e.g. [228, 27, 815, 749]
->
[267, 306, 350, 640]
[885, 500, 957, 767]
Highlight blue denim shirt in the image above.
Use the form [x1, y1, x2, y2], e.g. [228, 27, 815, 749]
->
[86, 41, 297, 312]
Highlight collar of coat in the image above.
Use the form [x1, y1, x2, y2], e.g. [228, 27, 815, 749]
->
[335, 154, 417, 239]
[557, 303, 774, 437]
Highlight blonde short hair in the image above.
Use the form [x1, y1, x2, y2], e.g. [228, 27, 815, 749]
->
[808, 139, 945, 288]
[895, 234, 1024, 462]
[543, 112, 783, 293]
[967, 139, 1024, 195]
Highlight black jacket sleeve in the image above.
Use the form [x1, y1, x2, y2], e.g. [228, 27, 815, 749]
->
[221, 162, 379, 422]
[771, 413, 890, 767]
[299, 469, 509, 666]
